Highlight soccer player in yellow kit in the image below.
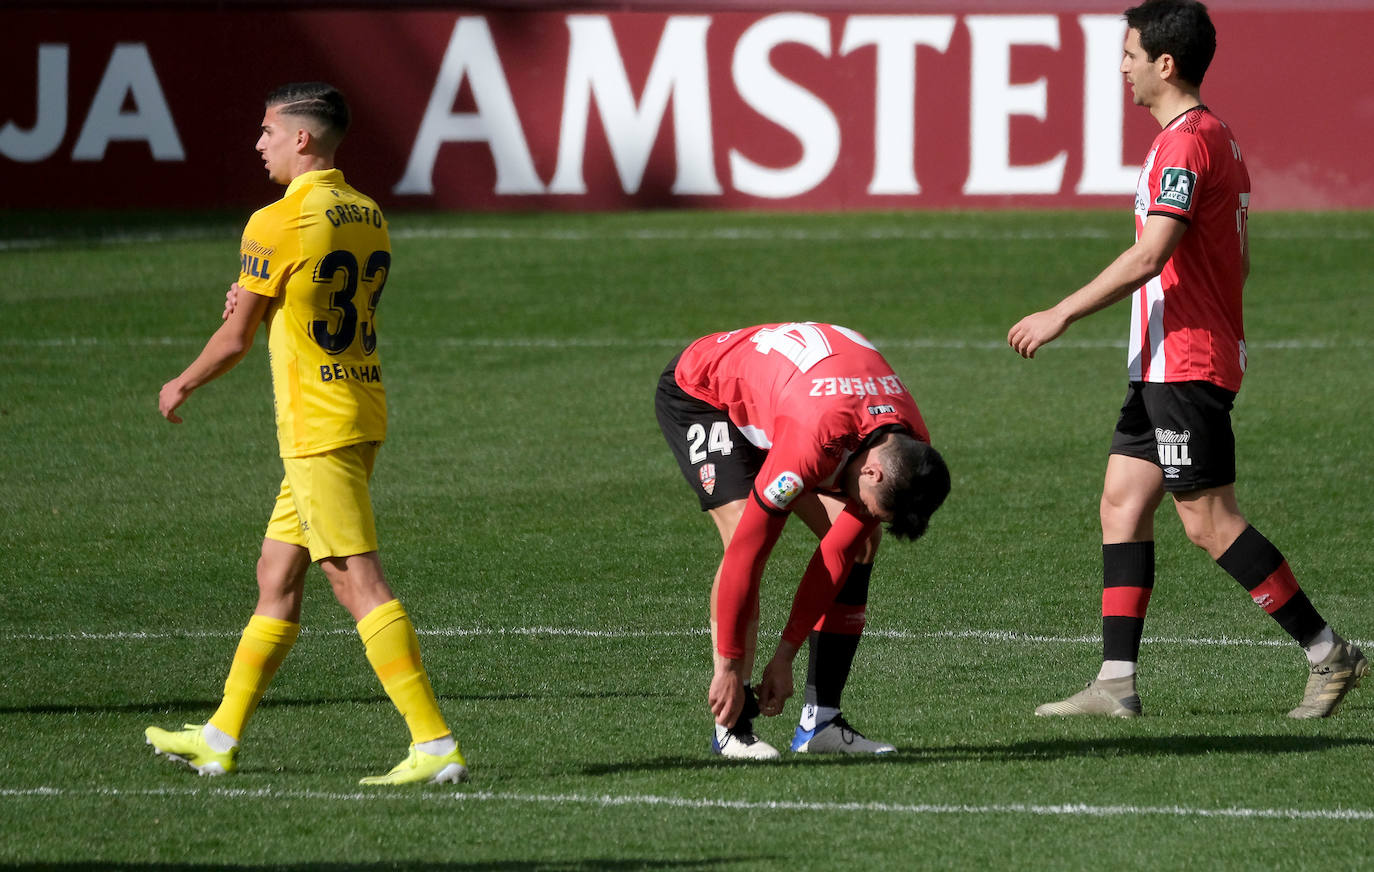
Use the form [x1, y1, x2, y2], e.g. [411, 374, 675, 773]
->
[145, 82, 467, 785]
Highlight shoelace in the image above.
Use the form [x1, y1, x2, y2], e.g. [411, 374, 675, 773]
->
[830, 714, 860, 742]
[720, 721, 760, 745]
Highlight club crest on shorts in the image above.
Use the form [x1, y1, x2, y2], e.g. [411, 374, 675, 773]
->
[763, 471, 804, 509]
[698, 463, 717, 496]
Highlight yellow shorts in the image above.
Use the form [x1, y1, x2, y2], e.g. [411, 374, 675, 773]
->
[265, 441, 381, 562]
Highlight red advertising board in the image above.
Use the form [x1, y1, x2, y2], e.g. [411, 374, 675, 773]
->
[2, 2, 1370, 210]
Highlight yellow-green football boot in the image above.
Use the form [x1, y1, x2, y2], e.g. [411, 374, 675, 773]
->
[145, 724, 237, 776]
[359, 743, 469, 785]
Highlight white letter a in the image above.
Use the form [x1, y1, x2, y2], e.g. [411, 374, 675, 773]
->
[395, 17, 544, 196]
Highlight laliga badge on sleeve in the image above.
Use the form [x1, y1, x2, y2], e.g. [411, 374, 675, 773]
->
[699, 463, 717, 496]
[762, 471, 804, 509]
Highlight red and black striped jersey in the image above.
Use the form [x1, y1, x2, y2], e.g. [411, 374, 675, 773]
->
[1130, 107, 1251, 391]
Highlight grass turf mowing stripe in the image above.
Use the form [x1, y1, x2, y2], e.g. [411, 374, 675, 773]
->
[2, 785, 1371, 822]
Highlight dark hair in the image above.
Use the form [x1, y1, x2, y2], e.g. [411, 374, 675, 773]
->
[266, 82, 351, 143]
[876, 433, 950, 542]
[1124, 0, 1216, 87]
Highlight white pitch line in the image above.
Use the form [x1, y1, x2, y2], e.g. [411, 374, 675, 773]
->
[3, 626, 704, 643]
[9, 625, 1368, 652]
[0, 785, 1369, 822]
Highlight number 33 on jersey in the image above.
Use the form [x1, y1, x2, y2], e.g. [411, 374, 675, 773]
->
[236, 168, 391, 458]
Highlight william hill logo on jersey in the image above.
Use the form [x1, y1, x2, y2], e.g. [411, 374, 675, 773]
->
[1156, 428, 1192, 478]
[241, 253, 271, 279]
[1155, 167, 1198, 211]
[240, 238, 276, 280]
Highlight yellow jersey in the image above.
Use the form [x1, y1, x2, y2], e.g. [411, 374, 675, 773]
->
[237, 169, 389, 457]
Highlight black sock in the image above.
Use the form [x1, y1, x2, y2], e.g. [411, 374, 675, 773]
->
[735, 683, 761, 733]
[803, 562, 871, 708]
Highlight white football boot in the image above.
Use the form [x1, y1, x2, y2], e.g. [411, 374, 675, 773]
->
[712, 723, 781, 760]
[791, 714, 895, 754]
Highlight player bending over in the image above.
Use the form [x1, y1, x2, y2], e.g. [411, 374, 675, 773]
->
[657, 322, 950, 759]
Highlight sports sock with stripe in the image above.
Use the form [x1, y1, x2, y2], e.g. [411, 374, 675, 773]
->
[1216, 525, 1325, 649]
[1099, 541, 1154, 679]
[208, 614, 300, 742]
[357, 599, 451, 744]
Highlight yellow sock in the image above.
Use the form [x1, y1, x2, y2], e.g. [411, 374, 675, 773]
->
[208, 614, 300, 742]
[357, 599, 450, 744]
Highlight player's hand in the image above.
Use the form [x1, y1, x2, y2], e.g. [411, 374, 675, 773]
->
[159, 379, 190, 423]
[708, 662, 746, 728]
[1007, 309, 1069, 359]
[221, 283, 242, 321]
[757, 655, 794, 717]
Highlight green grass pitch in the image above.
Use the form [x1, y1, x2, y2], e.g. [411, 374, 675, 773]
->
[2, 209, 1372, 870]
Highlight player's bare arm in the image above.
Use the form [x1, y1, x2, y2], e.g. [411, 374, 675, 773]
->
[708, 660, 748, 727]
[1008, 215, 1188, 359]
[757, 640, 800, 716]
[159, 290, 271, 423]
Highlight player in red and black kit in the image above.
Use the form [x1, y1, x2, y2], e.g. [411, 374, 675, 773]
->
[1009, 0, 1365, 718]
[657, 322, 950, 758]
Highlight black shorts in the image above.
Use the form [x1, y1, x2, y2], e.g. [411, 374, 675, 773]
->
[1109, 381, 1236, 492]
[655, 354, 767, 511]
